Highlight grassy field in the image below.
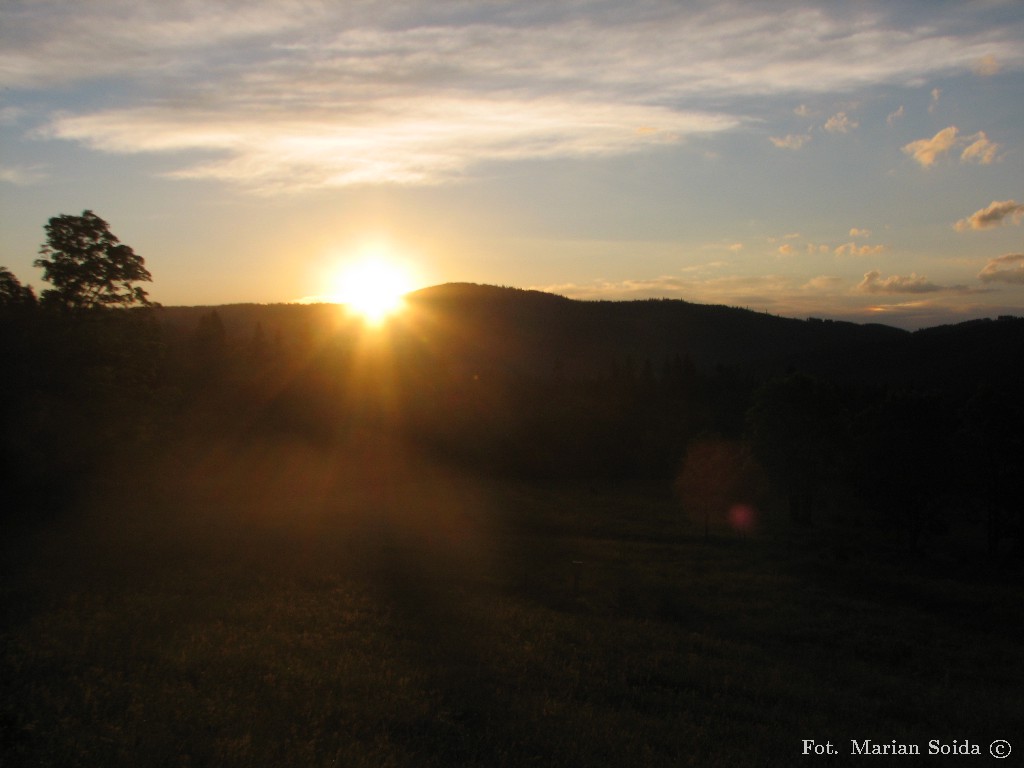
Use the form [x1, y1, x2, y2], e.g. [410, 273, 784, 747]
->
[3, 432, 1022, 767]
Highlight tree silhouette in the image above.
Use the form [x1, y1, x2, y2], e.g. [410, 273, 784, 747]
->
[960, 383, 1024, 556]
[851, 389, 955, 549]
[0, 266, 35, 308]
[34, 211, 152, 311]
[746, 374, 851, 526]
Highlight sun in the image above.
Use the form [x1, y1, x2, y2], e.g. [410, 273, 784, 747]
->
[334, 255, 413, 324]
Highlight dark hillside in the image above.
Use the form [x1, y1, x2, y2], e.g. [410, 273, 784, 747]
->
[402, 283, 910, 381]
[4, 284, 1023, 768]
[145, 287, 1024, 492]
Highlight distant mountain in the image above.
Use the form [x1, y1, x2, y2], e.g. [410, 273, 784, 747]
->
[154, 283, 1024, 395]
[403, 282, 907, 379]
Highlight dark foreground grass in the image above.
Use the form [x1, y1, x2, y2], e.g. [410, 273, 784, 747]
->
[3, 435, 1022, 767]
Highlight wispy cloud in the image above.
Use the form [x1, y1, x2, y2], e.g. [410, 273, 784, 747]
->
[955, 200, 1024, 232]
[801, 275, 844, 291]
[536, 272, 796, 305]
[7, 1, 1023, 192]
[857, 270, 961, 294]
[836, 242, 886, 257]
[972, 54, 1002, 76]
[0, 163, 48, 185]
[770, 134, 812, 150]
[978, 253, 1024, 284]
[44, 99, 734, 192]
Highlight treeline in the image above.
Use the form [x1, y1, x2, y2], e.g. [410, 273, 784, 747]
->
[3, 229, 1023, 558]
[143, 290, 1024, 557]
[2, 212, 161, 514]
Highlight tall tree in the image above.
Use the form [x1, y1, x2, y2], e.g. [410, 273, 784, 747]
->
[34, 210, 152, 311]
[0, 266, 35, 307]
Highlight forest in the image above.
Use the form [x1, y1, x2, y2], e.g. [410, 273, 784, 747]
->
[4, 275, 1023, 555]
[2, 214, 1023, 766]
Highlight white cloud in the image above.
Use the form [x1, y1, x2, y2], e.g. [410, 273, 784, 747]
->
[0, 164, 47, 185]
[903, 126, 960, 167]
[960, 131, 999, 165]
[903, 126, 1003, 169]
[849, 227, 871, 238]
[978, 253, 1024, 284]
[9, 1, 1024, 191]
[824, 111, 857, 134]
[955, 200, 1024, 232]
[857, 270, 945, 294]
[43, 99, 736, 192]
[770, 134, 811, 150]
[0, 0, 317, 89]
[836, 242, 886, 257]
[886, 105, 904, 126]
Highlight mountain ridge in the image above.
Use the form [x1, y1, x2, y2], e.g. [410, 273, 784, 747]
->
[153, 282, 1023, 394]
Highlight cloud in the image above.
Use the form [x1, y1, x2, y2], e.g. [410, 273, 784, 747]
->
[824, 111, 857, 134]
[0, 1, 315, 88]
[10, 2, 1024, 191]
[849, 228, 871, 238]
[954, 200, 1024, 232]
[972, 54, 1002, 76]
[536, 272, 794, 305]
[857, 270, 946, 294]
[886, 105, 904, 126]
[960, 131, 999, 164]
[903, 126, 959, 167]
[801, 275, 844, 291]
[903, 126, 1002, 168]
[777, 244, 796, 256]
[835, 242, 886, 257]
[0, 164, 47, 185]
[770, 133, 811, 150]
[44, 99, 735, 192]
[929, 87, 942, 113]
[978, 253, 1024, 284]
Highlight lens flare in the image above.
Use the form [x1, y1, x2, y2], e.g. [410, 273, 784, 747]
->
[728, 503, 757, 533]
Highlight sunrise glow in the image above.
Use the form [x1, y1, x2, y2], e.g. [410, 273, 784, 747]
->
[333, 255, 413, 324]
[1, 2, 1022, 328]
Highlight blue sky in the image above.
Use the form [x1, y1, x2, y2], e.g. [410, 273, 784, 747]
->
[2, 0, 1022, 328]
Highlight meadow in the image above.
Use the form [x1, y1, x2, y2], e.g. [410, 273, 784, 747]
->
[3, 430, 1021, 767]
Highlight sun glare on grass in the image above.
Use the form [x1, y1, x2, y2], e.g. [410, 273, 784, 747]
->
[334, 255, 413, 324]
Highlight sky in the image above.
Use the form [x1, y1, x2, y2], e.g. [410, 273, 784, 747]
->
[2, 0, 1023, 329]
